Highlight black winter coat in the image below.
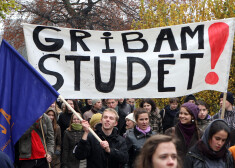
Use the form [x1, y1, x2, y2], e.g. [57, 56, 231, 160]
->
[160, 105, 179, 132]
[58, 112, 73, 141]
[184, 144, 234, 168]
[74, 124, 128, 168]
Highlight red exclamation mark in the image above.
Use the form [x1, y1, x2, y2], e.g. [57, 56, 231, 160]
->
[205, 22, 229, 85]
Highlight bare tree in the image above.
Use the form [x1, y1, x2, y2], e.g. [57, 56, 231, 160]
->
[17, 0, 139, 30]
[3, 0, 139, 52]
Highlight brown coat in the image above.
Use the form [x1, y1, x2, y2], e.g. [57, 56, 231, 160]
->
[51, 125, 61, 168]
[62, 129, 83, 168]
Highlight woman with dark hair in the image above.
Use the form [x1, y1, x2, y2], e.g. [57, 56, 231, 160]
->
[46, 108, 61, 168]
[125, 108, 155, 168]
[184, 120, 234, 167]
[135, 134, 181, 168]
[62, 113, 84, 168]
[196, 100, 211, 132]
[165, 102, 202, 162]
[140, 99, 163, 134]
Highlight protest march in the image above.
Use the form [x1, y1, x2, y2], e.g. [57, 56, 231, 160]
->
[0, 17, 235, 168]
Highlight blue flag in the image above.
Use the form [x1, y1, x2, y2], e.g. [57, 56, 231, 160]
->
[0, 39, 59, 162]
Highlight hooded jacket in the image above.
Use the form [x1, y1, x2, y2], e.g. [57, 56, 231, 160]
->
[212, 106, 235, 146]
[184, 120, 234, 168]
[74, 123, 128, 168]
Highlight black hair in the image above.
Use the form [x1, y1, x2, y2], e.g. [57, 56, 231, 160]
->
[208, 120, 230, 142]
[139, 99, 156, 113]
[196, 100, 209, 110]
[184, 94, 196, 103]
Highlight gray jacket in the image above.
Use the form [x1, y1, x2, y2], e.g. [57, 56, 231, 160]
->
[19, 113, 54, 158]
[125, 127, 155, 168]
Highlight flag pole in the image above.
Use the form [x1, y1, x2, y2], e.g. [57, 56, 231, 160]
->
[40, 119, 51, 168]
[220, 92, 227, 119]
[58, 95, 102, 142]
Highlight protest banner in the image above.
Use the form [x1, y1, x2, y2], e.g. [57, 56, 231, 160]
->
[23, 18, 234, 99]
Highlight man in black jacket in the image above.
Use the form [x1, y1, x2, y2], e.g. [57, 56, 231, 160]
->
[74, 108, 128, 168]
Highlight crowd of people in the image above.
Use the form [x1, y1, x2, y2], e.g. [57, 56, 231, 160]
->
[2, 91, 235, 168]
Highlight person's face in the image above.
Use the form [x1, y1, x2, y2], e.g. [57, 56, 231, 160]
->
[47, 111, 55, 121]
[87, 99, 92, 105]
[220, 98, 232, 110]
[179, 107, 192, 124]
[93, 100, 102, 110]
[170, 102, 178, 110]
[198, 105, 208, 120]
[188, 100, 195, 104]
[126, 119, 135, 129]
[118, 99, 124, 104]
[67, 100, 74, 111]
[101, 111, 117, 130]
[136, 113, 149, 130]
[72, 115, 80, 124]
[127, 98, 135, 106]
[143, 102, 152, 113]
[209, 130, 228, 152]
[152, 142, 177, 168]
[106, 99, 118, 109]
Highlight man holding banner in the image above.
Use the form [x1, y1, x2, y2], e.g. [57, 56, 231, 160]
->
[74, 108, 128, 168]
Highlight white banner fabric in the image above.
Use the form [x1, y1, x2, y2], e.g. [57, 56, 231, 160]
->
[23, 18, 235, 99]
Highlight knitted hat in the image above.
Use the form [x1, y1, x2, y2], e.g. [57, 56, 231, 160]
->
[220, 92, 234, 105]
[92, 99, 101, 106]
[184, 94, 196, 103]
[125, 113, 136, 123]
[89, 113, 102, 128]
[181, 102, 199, 120]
